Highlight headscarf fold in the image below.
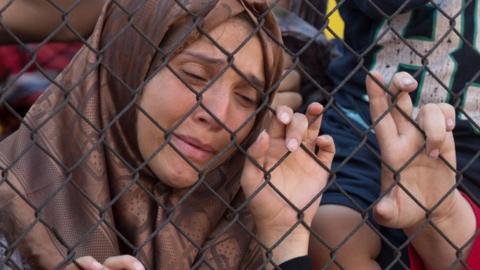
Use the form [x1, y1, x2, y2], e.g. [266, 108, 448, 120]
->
[0, 0, 283, 269]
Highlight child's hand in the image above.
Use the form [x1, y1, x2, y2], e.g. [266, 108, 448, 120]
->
[366, 71, 459, 230]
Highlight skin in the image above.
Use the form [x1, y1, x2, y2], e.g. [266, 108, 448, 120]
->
[0, 0, 105, 43]
[136, 17, 263, 189]
[272, 53, 302, 110]
[2, 1, 475, 266]
[73, 17, 335, 270]
[366, 71, 476, 270]
[0, 0, 301, 110]
[310, 72, 477, 270]
[309, 206, 381, 270]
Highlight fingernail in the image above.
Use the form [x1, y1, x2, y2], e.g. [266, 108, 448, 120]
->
[92, 261, 103, 270]
[429, 149, 440, 159]
[256, 130, 267, 144]
[287, 138, 299, 152]
[279, 112, 290, 124]
[133, 261, 145, 270]
[401, 77, 416, 87]
[447, 119, 455, 130]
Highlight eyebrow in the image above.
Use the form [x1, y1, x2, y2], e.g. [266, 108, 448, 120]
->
[183, 50, 265, 90]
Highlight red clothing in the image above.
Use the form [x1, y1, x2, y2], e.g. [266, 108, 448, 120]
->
[0, 42, 81, 80]
[0, 42, 81, 139]
[409, 194, 480, 269]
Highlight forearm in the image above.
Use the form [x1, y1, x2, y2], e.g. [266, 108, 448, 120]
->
[404, 190, 476, 270]
[0, 0, 104, 43]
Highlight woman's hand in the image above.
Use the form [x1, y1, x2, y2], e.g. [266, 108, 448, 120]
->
[366, 71, 476, 269]
[240, 102, 335, 264]
[271, 51, 302, 110]
[271, 69, 302, 110]
[73, 255, 145, 270]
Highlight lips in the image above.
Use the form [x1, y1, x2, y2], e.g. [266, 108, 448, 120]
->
[170, 134, 215, 163]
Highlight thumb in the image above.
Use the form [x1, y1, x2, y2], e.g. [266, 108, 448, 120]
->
[315, 135, 335, 170]
[241, 130, 269, 196]
[374, 189, 398, 228]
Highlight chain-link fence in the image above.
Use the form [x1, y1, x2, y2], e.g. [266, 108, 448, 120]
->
[0, 0, 479, 269]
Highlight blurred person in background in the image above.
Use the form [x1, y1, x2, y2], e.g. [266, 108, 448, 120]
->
[0, 42, 81, 139]
[0, 0, 99, 140]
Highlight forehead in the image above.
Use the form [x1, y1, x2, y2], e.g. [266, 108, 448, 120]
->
[181, 18, 264, 77]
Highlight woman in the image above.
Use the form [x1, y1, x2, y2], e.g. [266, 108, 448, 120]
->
[0, 0, 334, 269]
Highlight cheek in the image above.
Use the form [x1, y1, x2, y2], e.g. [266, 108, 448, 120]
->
[224, 112, 257, 154]
[236, 116, 256, 143]
[138, 74, 195, 133]
[136, 71, 196, 159]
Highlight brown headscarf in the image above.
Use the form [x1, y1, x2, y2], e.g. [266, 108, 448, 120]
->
[0, 0, 284, 269]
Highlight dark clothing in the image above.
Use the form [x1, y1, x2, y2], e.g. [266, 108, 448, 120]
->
[279, 256, 312, 270]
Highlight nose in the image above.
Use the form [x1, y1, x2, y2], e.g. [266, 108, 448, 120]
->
[192, 85, 230, 131]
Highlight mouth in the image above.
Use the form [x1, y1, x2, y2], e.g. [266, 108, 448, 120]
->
[170, 133, 215, 163]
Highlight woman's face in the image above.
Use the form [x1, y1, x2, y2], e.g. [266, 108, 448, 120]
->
[137, 18, 265, 188]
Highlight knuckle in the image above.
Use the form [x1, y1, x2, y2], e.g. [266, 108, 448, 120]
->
[293, 112, 306, 121]
[296, 113, 309, 128]
[426, 131, 445, 143]
[397, 71, 411, 78]
[439, 103, 455, 114]
[120, 254, 136, 261]
[392, 72, 407, 85]
[76, 256, 95, 265]
[277, 105, 293, 116]
[422, 103, 437, 112]
[103, 257, 115, 265]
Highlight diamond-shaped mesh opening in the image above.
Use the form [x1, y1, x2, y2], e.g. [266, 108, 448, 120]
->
[0, 0, 479, 269]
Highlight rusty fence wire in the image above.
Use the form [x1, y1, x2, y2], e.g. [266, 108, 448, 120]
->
[0, 0, 479, 269]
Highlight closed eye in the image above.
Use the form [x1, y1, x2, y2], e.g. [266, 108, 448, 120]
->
[182, 70, 208, 82]
[236, 92, 258, 107]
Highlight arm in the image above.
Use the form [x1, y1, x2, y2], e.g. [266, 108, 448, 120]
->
[351, 0, 430, 19]
[365, 71, 477, 270]
[0, 0, 104, 43]
[404, 191, 477, 270]
[409, 193, 480, 270]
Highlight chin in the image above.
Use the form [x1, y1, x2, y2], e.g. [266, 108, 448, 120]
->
[149, 151, 202, 189]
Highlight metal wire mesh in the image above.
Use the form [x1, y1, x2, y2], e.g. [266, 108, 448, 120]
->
[0, 0, 479, 269]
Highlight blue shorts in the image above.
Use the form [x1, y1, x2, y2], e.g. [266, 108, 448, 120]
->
[319, 93, 480, 268]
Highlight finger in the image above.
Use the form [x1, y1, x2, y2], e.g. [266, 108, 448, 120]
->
[417, 104, 447, 159]
[389, 72, 417, 133]
[74, 256, 103, 270]
[278, 69, 301, 93]
[102, 255, 145, 270]
[315, 135, 335, 169]
[305, 102, 324, 150]
[374, 188, 399, 228]
[285, 112, 309, 152]
[271, 91, 302, 110]
[241, 130, 269, 194]
[437, 103, 456, 131]
[366, 71, 399, 147]
[268, 105, 293, 139]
